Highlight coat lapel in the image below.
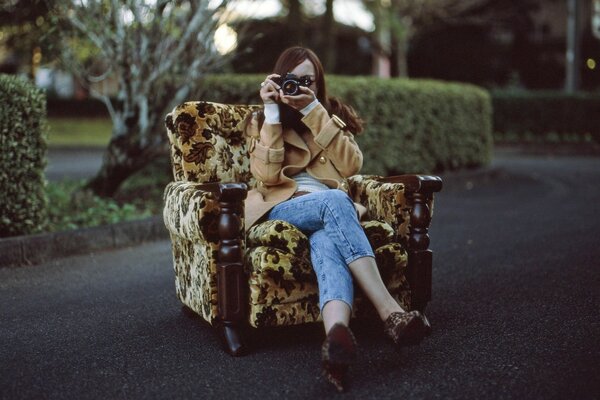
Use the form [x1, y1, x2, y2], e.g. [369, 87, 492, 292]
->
[283, 129, 308, 152]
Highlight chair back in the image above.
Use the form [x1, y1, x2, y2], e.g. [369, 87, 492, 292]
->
[165, 101, 261, 184]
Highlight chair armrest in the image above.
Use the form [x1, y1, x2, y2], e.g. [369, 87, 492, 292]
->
[349, 174, 442, 313]
[348, 174, 442, 240]
[378, 175, 443, 194]
[163, 180, 248, 243]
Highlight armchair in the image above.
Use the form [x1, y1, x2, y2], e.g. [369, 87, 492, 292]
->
[163, 101, 442, 356]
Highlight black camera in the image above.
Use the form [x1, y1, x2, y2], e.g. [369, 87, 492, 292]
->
[276, 73, 313, 96]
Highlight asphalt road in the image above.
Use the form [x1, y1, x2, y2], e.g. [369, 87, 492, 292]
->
[2, 149, 599, 399]
[45, 148, 104, 182]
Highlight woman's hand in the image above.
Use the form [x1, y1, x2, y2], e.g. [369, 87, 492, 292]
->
[260, 74, 281, 105]
[280, 86, 316, 111]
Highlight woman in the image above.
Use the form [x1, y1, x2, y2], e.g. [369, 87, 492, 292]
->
[244, 47, 427, 391]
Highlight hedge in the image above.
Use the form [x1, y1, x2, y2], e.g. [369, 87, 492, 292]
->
[199, 74, 493, 175]
[0, 74, 48, 237]
[492, 90, 600, 143]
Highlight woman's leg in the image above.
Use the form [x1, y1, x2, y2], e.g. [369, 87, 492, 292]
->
[309, 229, 357, 392]
[309, 229, 353, 333]
[348, 257, 406, 320]
[268, 190, 403, 322]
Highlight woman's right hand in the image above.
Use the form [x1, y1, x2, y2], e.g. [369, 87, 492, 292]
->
[260, 74, 281, 104]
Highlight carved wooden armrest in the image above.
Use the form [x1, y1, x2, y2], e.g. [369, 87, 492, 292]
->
[382, 175, 442, 313]
[163, 181, 247, 243]
[378, 175, 443, 193]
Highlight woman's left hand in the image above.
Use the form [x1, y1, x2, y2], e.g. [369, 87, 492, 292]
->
[279, 86, 316, 110]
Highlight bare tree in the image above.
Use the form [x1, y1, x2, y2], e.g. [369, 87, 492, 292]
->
[51, 0, 239, 196]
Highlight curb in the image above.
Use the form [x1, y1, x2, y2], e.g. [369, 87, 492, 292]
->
[0, 216, 168, 268]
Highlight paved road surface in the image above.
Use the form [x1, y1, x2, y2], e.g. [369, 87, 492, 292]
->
[45, 148, 104, 182]
[2, 150, 599, 399]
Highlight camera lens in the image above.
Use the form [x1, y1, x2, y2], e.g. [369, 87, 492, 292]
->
[282, 80, 299, 96]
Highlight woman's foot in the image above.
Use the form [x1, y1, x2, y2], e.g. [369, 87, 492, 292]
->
[321, 323, 357, 392]
[383, 310, 428, 347]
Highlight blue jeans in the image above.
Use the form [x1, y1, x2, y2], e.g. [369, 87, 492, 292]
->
[267, 189, 375, 311]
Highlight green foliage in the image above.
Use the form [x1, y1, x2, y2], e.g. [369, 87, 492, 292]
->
[200, 74, 493, 175]
[115, 158, 172, 216]
[492, 90, 600, 143]
[0, 74, 48, 237]
[45, 180, 152, 232]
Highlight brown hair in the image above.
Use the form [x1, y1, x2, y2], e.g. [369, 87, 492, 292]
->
[273, 47, 363, 134]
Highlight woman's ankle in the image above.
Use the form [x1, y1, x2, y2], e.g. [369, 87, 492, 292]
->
[378, 302, 406, 322]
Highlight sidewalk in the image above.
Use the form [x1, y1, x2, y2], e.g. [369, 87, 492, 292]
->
[0, 148, 165, 268]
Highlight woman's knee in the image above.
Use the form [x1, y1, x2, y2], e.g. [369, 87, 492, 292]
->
[320, 189, 354, 212]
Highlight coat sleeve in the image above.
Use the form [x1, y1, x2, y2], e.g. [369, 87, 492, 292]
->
[301, 103, 363, 177]
[248, 115, 286, 185]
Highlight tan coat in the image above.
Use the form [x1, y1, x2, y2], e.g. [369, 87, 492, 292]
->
[244, 103, 363, 230]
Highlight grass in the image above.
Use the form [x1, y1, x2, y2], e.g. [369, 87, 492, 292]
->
[47, 117, 112, 147]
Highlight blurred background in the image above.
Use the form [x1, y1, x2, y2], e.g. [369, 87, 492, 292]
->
[1, 0, 599, 237]
[2, 0, 599, 93]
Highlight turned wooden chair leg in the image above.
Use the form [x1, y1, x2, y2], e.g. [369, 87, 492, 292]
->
[216, 194, 248, 356]
[406, 191, 433, 325]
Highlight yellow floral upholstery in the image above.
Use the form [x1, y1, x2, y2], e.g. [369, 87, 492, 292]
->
[163, 101, 416, 328]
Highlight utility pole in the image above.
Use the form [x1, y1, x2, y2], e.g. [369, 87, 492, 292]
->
[593, 0, 600, 40]
[565, 0, 582, 93]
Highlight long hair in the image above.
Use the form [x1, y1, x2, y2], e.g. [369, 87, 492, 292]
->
[272, 47, 364, 134]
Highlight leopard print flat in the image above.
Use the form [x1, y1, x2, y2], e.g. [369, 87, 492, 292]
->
[383, 310, 427, 347]
[321, 323, 357, 392]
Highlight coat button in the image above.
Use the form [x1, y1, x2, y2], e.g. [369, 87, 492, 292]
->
[319, 156, 327, 164]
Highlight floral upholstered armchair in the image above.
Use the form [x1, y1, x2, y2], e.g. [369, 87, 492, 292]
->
[163, 101, 442, 356]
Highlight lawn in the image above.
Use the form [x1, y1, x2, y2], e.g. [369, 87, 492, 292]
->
[47, 117, 112, 147]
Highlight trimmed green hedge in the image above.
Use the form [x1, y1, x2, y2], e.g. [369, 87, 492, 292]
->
[200, 74, 493, 175]
[492, 90, 600, 143]
[0, 74, 48, 237]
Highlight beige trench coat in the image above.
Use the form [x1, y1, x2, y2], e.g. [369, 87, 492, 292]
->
[244, 103, 364, 230]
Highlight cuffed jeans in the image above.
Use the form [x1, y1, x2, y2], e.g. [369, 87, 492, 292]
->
[267, 189, 375, 311]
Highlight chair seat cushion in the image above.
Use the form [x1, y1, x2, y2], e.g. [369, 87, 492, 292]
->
[247, 219, 310, 262]
[247, 219, 396, 258]
[245, 218, 410, 327]
[245, 246, 315, 283]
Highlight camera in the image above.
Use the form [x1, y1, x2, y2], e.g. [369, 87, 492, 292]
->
[275, 73, 313, 96]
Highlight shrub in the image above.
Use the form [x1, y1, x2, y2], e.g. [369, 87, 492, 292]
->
[0, 74, 48, 237]
[200, 74, 493, 175]
[492, 90, 600, 143]
[45, 180, 152, 232]
[329, 77, 492, 174]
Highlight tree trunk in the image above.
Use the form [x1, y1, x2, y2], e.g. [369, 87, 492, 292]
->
[84, 127, 168, 197]
[287, 0, 303, 45]
[565, 0, 582, 92]
[322, 0, 336, 70]
[371, 2, 391, 77]
[392, 32, 410, 78]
